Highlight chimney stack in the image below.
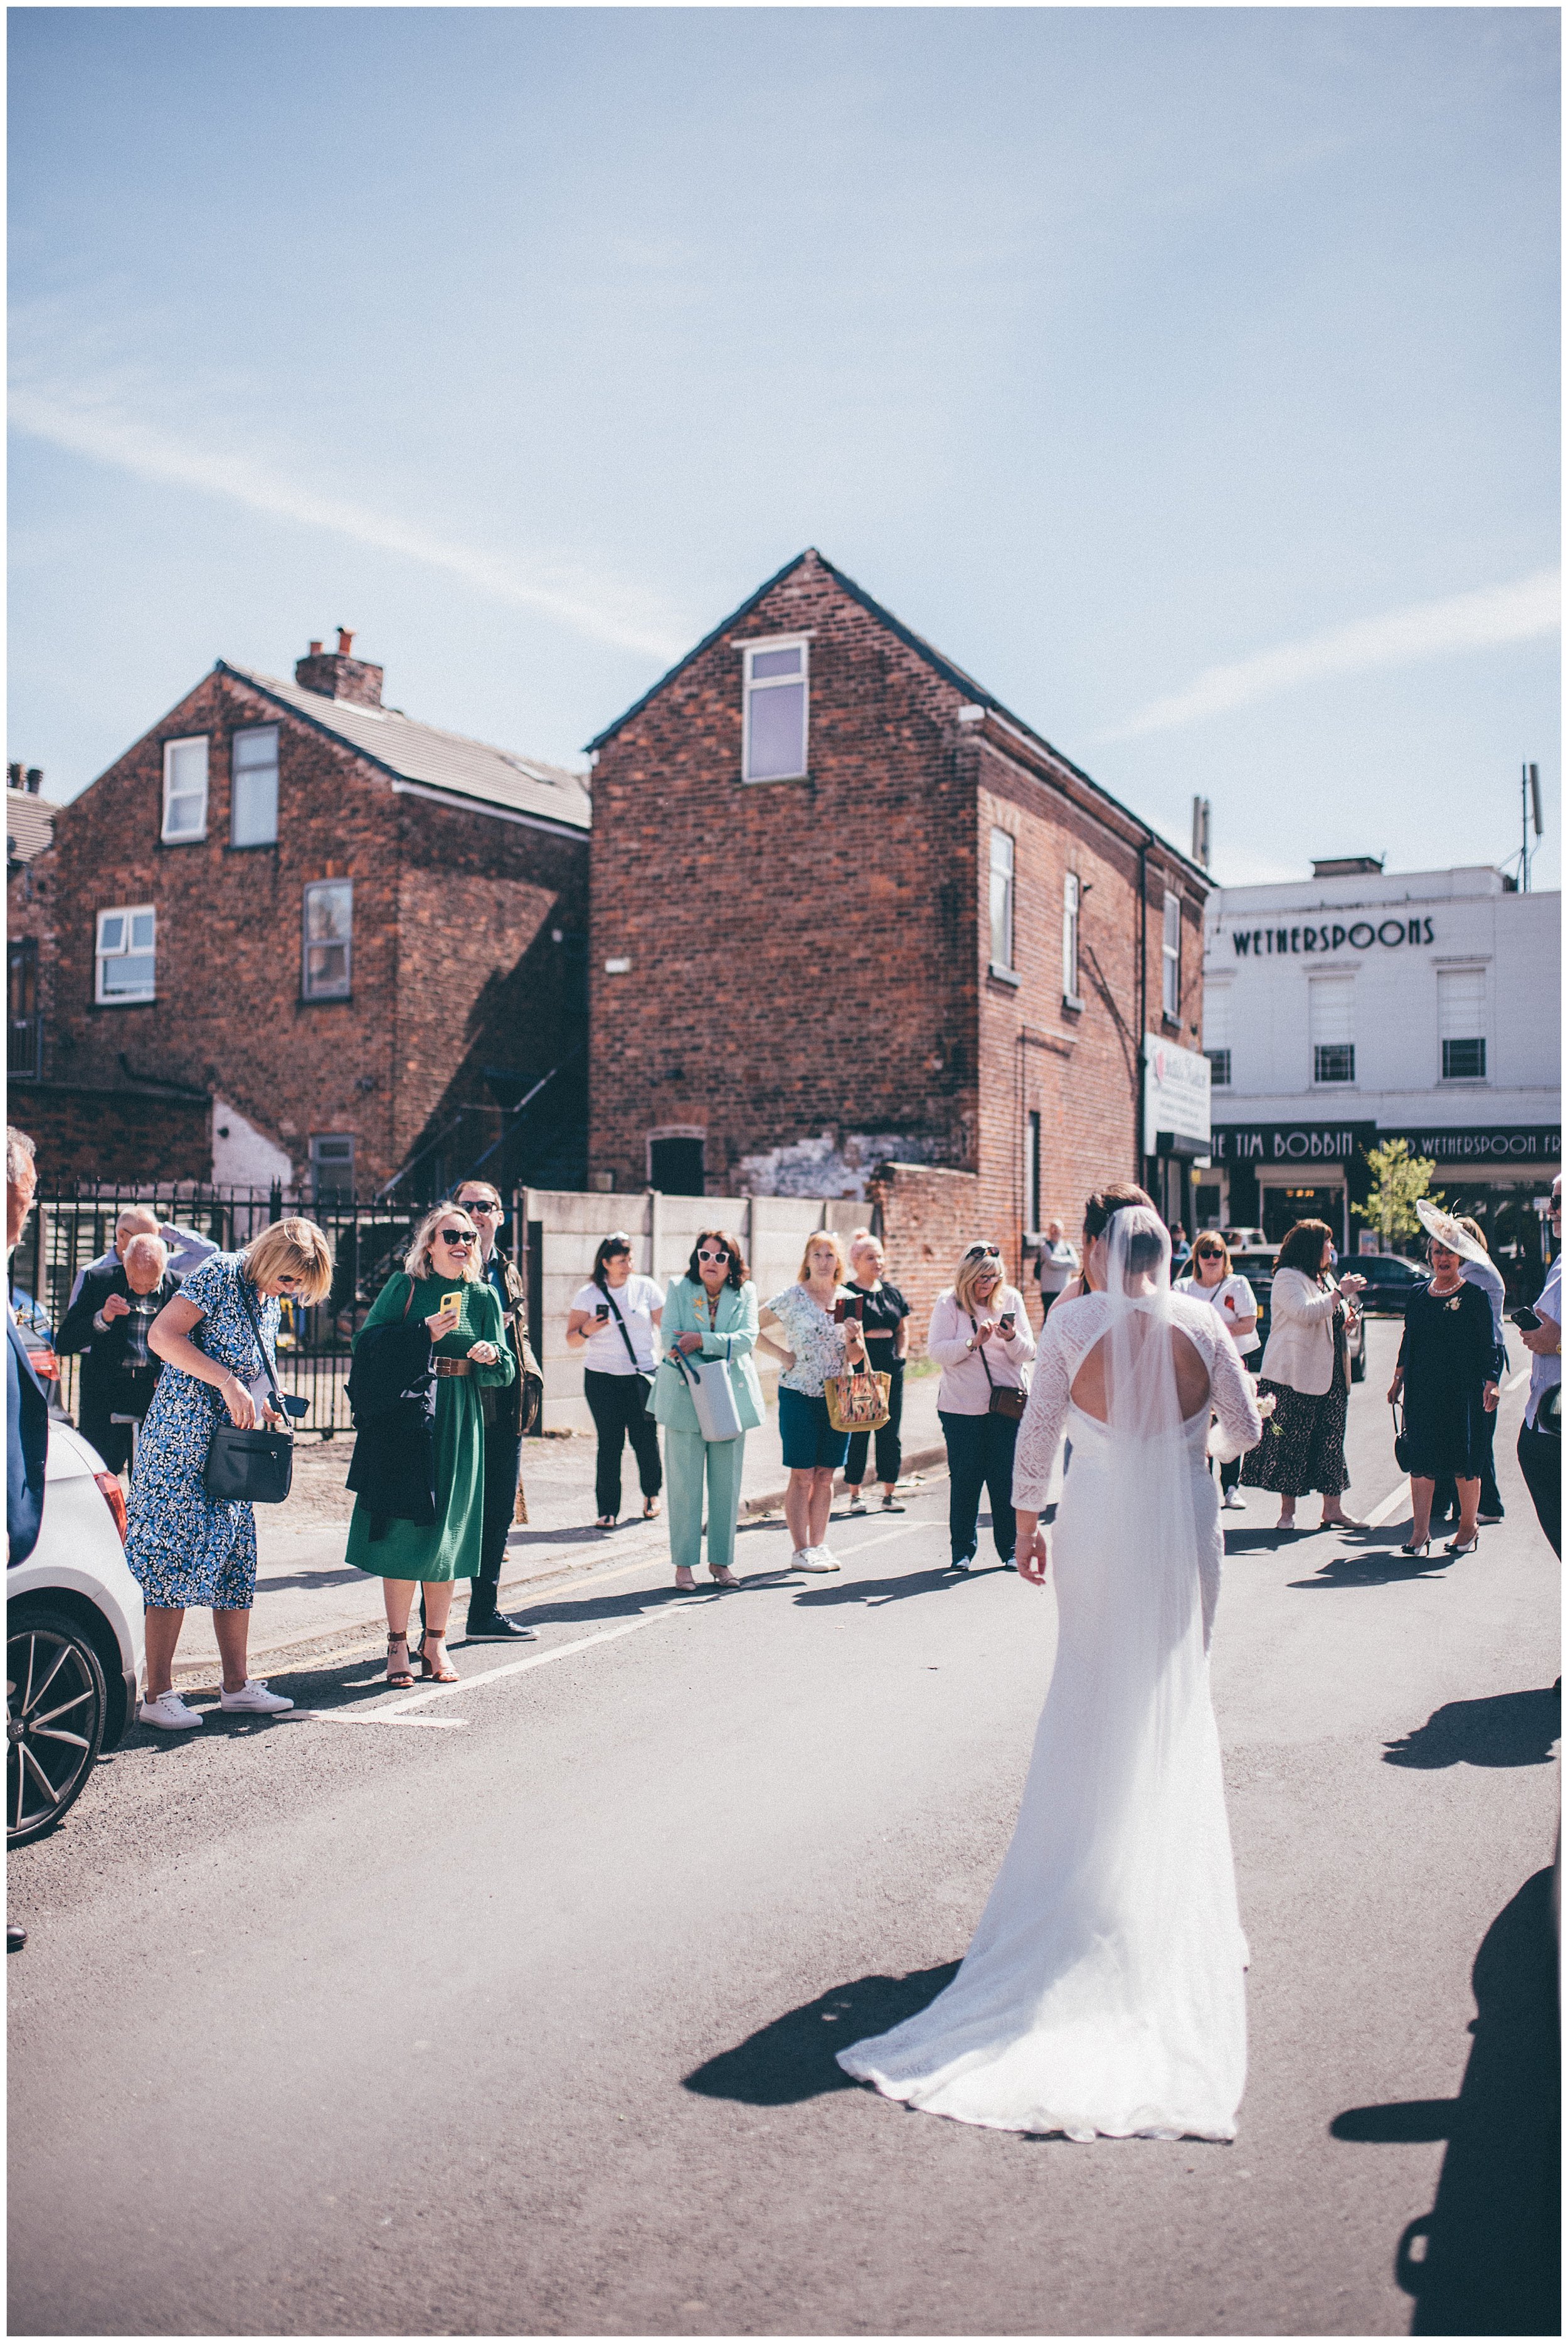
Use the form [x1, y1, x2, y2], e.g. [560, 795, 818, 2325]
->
[6, 764, 42, 795]
[294, 629, 384, 709]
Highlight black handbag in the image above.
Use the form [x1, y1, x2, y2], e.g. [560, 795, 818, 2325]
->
[203, 1280, 294, 1504]
[603, 1287, 655, 1408]
[1391, 1398, 1413, 1474]
[968, 1312, 1029, 1422]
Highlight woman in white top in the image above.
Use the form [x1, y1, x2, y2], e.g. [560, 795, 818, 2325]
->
[758, 1232, 868, 1574]
[1238, 1219, 1365, 1534]
[566, 1234, 665, 1528]
[839, 1202, 1264, 2141]
[1177, 1233, 1259, 1512]
[928, 1243, 1037, 1572]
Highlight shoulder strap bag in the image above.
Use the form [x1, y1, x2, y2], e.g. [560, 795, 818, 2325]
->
[1391, 1398, 1414, 1474]
[603, 1285, 655, 1410]
[968, 1310, 1028, 1422]
[202, 1278, 295, 1504]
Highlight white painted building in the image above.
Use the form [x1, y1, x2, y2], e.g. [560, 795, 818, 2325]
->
[1199, 859, 1559, 1292]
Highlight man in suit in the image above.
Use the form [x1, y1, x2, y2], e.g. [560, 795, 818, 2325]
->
[56, 1233, 179, 1475]
[6, 1127, 48, 1565]
[452, 1180, 543, 1640]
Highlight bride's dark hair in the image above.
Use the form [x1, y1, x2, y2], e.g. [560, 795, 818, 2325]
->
[1083, 1182, 1163, 1274]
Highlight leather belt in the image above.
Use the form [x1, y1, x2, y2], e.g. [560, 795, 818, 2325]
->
[435, 1356, 472, 1378]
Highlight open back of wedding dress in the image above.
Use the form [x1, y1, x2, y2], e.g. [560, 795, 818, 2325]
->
[837, 1208, 1263, 2142]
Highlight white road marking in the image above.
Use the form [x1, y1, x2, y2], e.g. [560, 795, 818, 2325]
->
[307, 1711, 469, 1729]
[386, 1613, 670, 1714]
[1362, 1482, 1412, 1529]
[1506, 1368, 1530, 1393]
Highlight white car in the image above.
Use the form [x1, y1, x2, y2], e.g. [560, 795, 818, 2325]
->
[7, 1419, 146, 1846]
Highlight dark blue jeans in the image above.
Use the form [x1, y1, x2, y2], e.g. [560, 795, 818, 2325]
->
[939, 1408, 1019, 1565]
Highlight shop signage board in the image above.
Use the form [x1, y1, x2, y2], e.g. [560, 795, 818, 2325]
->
[1210, 1122, 1560, 1166]
[1142, 1035, 1211, 1157]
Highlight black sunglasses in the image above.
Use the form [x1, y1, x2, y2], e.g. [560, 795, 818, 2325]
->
[437, 1229, 475, 1248]
[963, 1243, 1002, 1262]
[459, 1198, 501, 1214]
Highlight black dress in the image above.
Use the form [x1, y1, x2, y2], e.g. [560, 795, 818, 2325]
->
[1397, 1280, 1496, 1480]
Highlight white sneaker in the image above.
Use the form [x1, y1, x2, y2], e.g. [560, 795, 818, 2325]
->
[1222, 1489, 1246, 1511]
[138, 1690, 204, 1731]
[791, 1548, 835, 1573]
[814, 1546, 843, 1571]
[218, 1679, 295, 1714]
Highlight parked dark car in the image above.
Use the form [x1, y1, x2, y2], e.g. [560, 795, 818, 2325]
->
[1347, 1253, 1427, 1315]
[1229, 1251, 1367, 1383]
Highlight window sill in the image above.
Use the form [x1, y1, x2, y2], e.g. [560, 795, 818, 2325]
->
[988, 962, 1022, 988]
[738, 771, 810, 787]
[1161, 1014, 1185, 1036]
[299, 994, 353, 1007]
[92, 996, 157, 1010]
[226, 840, 279, 853]
[159, 834, 207, 848]
[1062, 993, 1084, 1016]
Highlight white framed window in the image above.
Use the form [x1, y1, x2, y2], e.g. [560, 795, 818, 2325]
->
[1203, 982, 1232, 1086]
[310, 1133, 356, 1202]
[1438, 966, 1487, 1081]
[742, 638, 808, 782]
[1062, 872, 1081, 1004]
[1310, 974, 1355, 1084]
[231, 725, 279, 848]
[989, 829, 1015, 971]
[302, 879, 352, 1001]
[1162, 891, 1182, 1020]
[161, 736, 209, 842]
[96, 905, 156, 1004]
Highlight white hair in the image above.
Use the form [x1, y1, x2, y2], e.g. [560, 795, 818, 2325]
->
[6, 1127, 36, 1186]
[122, 1233, 169, 1273]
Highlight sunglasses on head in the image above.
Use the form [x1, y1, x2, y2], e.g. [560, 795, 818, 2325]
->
[964, 1244, 1002, 1262]
[437, 1229, 475, 1248]
[697, 1246, 730, 1263]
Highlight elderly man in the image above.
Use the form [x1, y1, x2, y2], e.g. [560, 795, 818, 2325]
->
[66, 1206, 216, 1310]
[57, 1231, 181, 1475]
[6, 1127, 48, 1565]
[1035, 1218, 1081, 1322]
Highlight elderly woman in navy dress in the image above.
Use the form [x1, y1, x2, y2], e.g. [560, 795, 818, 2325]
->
[127, 1218, 334, 1731]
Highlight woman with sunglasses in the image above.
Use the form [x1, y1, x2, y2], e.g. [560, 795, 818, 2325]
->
[928, 1241, 1036, 1572]
[566, 1235, 665, 1529]
[128, 1218, 334, 1729]
[653, 1230, 763, 1588]
[1175, 1235, 1259, 1511]
[344, 1206, 515, 1685]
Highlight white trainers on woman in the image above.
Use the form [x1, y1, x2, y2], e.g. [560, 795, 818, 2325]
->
[138, 1691, 204, 1731]
[218, 1679, 295, 1713]
[792, 1548, 835, 1573]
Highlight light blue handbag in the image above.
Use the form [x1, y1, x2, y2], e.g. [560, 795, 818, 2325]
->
[667, 1345, 744, 1443]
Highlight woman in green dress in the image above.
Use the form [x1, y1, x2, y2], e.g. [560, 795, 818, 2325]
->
[345, 1204, 516, 1684]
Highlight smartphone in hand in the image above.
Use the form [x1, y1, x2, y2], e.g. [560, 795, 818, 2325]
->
[998, 1312, 1016, 1337]
[595, 1303, 610, 1324]
[442, 1292, 462, 1315]
[834, 1296, 864, 1323]
[1510, 1305, 1542, 1331]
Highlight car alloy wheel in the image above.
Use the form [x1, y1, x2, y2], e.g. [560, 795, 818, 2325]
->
[6, 1612, 108, 1847]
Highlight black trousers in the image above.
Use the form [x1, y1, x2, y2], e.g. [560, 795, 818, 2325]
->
[80, 1376, 155, 1478]
[845, 1357, 905, 1488]
[1516, 1421, 1560, 1558]
[472, 1427, 524, 1607]
[583, 1368, 663, 1517]
[1431, 1401, 1503, 1521]
[939, 1408, 1019, 1565]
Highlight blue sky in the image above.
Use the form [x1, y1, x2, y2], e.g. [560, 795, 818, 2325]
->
[9, 6, 1560, 888]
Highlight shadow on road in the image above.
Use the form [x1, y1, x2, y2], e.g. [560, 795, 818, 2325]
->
[682, 1963, 960, 2105]
[1383, 1686, 1561, 1770]
[1331, 1866, 1560, 2337]
[792, 1567, 973, 1610]
[1288, 1543, 1458, 1591]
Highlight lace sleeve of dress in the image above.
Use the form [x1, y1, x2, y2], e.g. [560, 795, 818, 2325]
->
[1011, 1315, 1077, 1511]
[1205, 1313, 1264, 1463]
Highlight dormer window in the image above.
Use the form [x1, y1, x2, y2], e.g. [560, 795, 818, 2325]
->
[742, 639, 808, 782]
[162, 737, 208, 842]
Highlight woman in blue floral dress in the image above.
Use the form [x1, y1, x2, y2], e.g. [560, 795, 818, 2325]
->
[127, 1218, 334, 1731]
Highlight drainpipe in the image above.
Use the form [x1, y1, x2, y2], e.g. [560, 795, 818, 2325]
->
[1136, 837, 1148, 1181]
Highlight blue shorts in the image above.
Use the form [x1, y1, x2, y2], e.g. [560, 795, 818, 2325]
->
[778, 1386, 849, 1472]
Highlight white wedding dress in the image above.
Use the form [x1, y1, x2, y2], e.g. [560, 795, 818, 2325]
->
[838, 1209, 1263, 2142]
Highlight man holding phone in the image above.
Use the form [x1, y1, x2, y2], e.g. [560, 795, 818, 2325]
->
[450, 1181, 542, 1640]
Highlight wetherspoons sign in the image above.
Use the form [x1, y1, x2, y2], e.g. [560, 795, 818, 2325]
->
[1224, 915, 1436, 958]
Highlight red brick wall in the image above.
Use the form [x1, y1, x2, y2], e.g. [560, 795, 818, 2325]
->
[868, 1161, 987, 1356]
[39, 669, 588, 1193]
[15, 1085, 211, 1185]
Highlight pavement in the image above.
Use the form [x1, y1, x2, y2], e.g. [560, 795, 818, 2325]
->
[167, 1368, 952, 1688]
[9, 1319, 1560, 2337]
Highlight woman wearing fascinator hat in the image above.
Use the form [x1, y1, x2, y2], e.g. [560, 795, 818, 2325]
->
[1385, 1201, 1501, 1559]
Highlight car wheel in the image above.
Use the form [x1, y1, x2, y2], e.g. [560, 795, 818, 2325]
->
[7, 1608, 109, 1847]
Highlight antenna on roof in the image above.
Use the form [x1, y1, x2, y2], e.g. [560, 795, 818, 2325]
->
[1519, 760, 1543, 891]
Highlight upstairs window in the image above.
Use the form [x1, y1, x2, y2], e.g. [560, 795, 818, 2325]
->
[231, 725, 279, 847]
[8, 938, 40, 1079]
[1310, 974, 1355, 1083]
[1438, 967, 1487, 1080]
[1204, 982, 1231, 1086]
[989, 829, 1015, 971]
[162, 736, 208, 842]
[96, 905, 156, 1004]
[1161, 891, 1182, 1020]
[742, 639, 808, 782]
[310, 1133, 356, 1203]
[302, 879, 352, 1000]
[1062, 872, 1081, 1004]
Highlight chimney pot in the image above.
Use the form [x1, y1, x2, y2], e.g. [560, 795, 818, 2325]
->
[336, 627, 355, 657]
[308, 639, 322, 656]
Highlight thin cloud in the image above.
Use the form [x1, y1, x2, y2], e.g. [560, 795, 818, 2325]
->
[1101, 569, 1560, 741]
[9, 387, 688, 664]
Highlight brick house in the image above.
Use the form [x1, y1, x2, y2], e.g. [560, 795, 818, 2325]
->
[585, 550, 1211, 1304]
[18, 632, 591, 1197]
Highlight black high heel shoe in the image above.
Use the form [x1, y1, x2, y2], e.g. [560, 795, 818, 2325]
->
[1399, 1536, 1431, 1558]
[1443, 1532, 1479, 1557]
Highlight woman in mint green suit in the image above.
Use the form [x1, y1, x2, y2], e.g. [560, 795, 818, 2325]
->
[653, 1228, 763, 1589]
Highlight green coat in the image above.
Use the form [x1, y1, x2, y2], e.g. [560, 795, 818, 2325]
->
[344, 1272, 515, 1583]
[652, 1278, 764, 1436]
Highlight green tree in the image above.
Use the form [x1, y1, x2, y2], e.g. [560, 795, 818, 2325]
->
[1356, 1138, 1437, 1247]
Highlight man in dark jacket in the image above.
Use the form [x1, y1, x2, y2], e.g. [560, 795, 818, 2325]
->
[452, 1181, 543, 1640]
[56, 1234, 180, 1474]
[6, 1127, 48, 1565]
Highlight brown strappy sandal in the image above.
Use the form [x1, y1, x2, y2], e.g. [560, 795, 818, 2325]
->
[385, 1630, 416, 1689]
[417, 1630, 460, 1684]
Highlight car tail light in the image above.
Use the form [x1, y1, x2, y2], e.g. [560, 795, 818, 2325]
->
[30, 1348, 60, 1380]
[93, 1472, 129, 1545]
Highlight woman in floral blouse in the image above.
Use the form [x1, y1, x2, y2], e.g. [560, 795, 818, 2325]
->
[758, 1231, 867, 1575]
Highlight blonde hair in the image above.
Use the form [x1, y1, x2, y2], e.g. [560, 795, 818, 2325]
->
[797, 1229, 849, 1284]
[953, 1245, 1008, 1316]
[848, 1227, 882, 1269]
[1190, 1233, 1232, 1276]
[405, 1204, 482, 1285]
[1455, 1215, 1489, 1253]
[240, 1217, 334, 1305]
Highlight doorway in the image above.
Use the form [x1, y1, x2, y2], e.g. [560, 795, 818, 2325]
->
[648, 1134, 705, 1196]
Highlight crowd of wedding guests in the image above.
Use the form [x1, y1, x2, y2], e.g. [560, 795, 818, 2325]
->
[9, 1119, 1560, 1728]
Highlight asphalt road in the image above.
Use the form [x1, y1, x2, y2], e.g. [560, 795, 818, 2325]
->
[9, 1322, 1560, 2338]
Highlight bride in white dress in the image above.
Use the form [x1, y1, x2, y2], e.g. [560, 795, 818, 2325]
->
[837, 1199, 1265, 2142]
